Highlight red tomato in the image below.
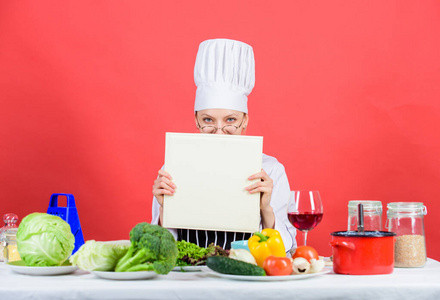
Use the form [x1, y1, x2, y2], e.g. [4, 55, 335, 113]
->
[262, 256, 292, 276]
[292, 246, 319, 262]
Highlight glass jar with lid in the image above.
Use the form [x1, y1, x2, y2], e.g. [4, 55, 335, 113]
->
[386, 202, 427, 268]
[348, 200, 383, 231]
[0, 213, 20, 263]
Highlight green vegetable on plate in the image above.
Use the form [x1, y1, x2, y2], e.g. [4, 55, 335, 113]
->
[69, 240, 129, 271]
[176, 240, 228, 267]
[207, 256, 266, 276]
[114, 222, 178, 274]
[16, 213, 75, 267]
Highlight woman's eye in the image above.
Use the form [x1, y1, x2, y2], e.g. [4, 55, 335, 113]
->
[227, 118, 236, 122]
[203, 118, 213, 123]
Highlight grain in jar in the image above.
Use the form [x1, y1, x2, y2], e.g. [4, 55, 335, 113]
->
[386, 202, 427, 268]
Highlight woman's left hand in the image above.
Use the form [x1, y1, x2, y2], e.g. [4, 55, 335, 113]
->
[246, 169, 273, 210]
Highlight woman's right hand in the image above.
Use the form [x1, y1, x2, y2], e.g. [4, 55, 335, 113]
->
[152, 170, 176, 207]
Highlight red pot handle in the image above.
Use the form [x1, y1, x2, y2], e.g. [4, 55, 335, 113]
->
[329, 241, 356, 250]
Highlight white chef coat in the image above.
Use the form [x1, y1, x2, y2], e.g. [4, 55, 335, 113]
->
[151, 153, 297, 253]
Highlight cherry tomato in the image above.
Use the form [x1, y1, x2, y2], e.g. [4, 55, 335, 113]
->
[292, 246, 319, 262]
[262, 255, 292, 276]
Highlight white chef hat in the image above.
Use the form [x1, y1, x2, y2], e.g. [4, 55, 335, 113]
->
[194, 39, 255, 113]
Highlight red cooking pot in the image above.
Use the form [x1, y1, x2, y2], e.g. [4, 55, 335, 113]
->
[330, 230, 396, 275]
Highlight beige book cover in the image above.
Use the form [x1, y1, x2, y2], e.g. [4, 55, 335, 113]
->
[162, 132, 263, 232]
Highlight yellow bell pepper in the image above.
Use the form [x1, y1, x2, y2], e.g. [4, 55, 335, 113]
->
[248, 228, 286, 267]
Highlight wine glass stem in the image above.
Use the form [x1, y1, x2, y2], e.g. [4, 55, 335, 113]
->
[304, 231, 308, 246]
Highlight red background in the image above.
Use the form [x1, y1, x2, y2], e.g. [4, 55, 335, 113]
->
[1, 1, 439, 259]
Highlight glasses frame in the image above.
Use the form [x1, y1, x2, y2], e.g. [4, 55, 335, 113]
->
[196, 113, 245, 134]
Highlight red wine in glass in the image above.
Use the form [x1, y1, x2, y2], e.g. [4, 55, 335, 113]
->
[287, 191, 323, 246]
[287, 212, 323, 231]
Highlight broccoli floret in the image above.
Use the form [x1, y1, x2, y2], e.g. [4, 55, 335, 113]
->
[114, 223, 178, 274]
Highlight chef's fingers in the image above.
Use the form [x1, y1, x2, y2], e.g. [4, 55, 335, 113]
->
[248, 172, 264, 180]
[247, 175, 273, 189]
[153, 188, 174, 197]
[247, 185, 272, 194]
[159, 180, 176, 192]
[153, 178, 175, 193]
[158, 169, 173, 180]
[245, 181, 261, 191]
[152, 185, 173, 207]
[153, 170, 174, 208]
[248, 169, 271, 181]
[245, 181, 273, 193]
[155, 174, 176, 189]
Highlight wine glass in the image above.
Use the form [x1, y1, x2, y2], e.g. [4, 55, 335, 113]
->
[287, 190, 323, 246]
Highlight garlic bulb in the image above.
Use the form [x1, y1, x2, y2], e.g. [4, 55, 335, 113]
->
[229, 249, 257, 265]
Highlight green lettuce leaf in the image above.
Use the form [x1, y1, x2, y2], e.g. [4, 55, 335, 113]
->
[176, 241, 229, 266]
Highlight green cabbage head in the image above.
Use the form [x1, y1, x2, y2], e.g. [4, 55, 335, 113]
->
[17, 213, 75, 266]
[69, 240, 130, 271]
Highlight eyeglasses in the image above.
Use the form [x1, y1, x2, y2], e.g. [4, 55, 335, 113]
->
[196, 115, 245, 134]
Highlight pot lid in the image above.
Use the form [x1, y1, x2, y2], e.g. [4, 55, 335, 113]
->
[331, 231, 396, 237]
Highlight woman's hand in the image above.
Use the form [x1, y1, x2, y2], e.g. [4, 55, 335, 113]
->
[246, 169, 273, 209]
[246, 169, 275, 229]
[152, 170, 176, 207]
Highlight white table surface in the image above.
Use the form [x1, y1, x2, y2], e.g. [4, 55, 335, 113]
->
[1, 259, 439, 300]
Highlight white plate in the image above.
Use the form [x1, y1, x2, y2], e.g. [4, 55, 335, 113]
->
[204, 268, 331, 281]
[172, 265, 208, 272]
[92, 270, 158, 280]
[6, 260, 77, 276]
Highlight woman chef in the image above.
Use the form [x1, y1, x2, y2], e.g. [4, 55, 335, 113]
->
[151, 39, 296, 253]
